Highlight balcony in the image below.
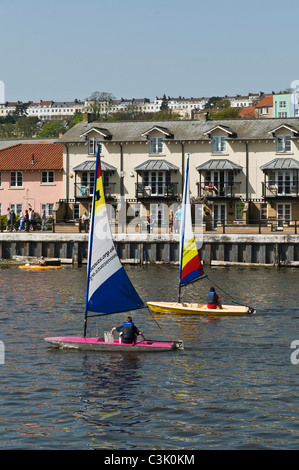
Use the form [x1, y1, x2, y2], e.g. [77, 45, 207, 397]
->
[262, 182, 299, 199]
[135, 182, 179, 200]
[199, 182, 242, 199]
[74, 183, 116, 200]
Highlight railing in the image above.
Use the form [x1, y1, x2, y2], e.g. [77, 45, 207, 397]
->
[1, 217, 299, 235]
[199, 181, 241, 198]
[262, 182, 299, 198]
[135, 182, 179, 199]
[74, 182, 116, 199]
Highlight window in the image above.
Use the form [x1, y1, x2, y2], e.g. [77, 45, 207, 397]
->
[10, 171, 23, 187]
[41, 203, 54, 216]
[150, 137, 163, 154]
[10, 203, 22, 214]
[235, 202, 244, 221]
[278, 112, 287, 118]
[260, 107, 269, 115]
[280, 101, 286, 108]
[88, 137, 102, 155]
[143, 170, 171, 196]
[276, 135, 291, 152]
[260, 203, 268, 220]
[73, 203, 80, 220]
[212, 136, 226, 153]
[41, 171, 54, 183]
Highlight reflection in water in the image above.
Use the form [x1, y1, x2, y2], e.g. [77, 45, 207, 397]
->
[0, 265, 298, 449]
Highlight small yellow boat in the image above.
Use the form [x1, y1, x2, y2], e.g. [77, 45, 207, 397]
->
[19, 264, 62, 270]
[147, 301, 252, 316]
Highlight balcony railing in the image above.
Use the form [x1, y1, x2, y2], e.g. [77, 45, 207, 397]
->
[74, 183, 116, 200]
[262, 182, 299, 198]
[199, 182, 241, 199]
[135, 182, 179, 199]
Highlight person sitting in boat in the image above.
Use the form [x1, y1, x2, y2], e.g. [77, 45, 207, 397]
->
[39, 256, 46, 266]
[207, 287, 222, 309]
[110, 316, 146, 344]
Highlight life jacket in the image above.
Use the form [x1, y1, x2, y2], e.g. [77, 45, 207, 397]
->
[207, 291, 217, 304]
[122, 322, 135, 343]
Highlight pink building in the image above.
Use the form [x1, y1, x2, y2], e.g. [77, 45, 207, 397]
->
[0, 142, 63, 217]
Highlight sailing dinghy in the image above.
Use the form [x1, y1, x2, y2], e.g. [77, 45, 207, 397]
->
[45, 149, 183, 352]
[147, 154, 255, 316]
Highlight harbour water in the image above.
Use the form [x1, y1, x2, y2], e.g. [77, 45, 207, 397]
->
[0, 263, 298, 450]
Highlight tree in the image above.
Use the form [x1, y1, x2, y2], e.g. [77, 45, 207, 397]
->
[15, 116, 39, 137]
[85, 91, 115, 120]
[38, 121, 66, 138]
[204, 96, 222, 109]
[160, 94, 169, 110]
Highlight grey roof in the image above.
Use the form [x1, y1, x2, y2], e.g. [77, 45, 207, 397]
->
[134, 159, 179, 171]
[260, 158, 299, 170]
[58, 118, 299, 144]
[196, 159, 242, 171]
[0, 138, 57, 150]
[73, 160, 116, 172]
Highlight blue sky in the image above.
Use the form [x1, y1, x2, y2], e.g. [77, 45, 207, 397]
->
[1, 0, 299, 102]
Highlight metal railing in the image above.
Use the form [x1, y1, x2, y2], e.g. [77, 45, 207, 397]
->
[199, 181, 241, 198]
[261, 182, 299, 198]
[135, 182, 179, 199]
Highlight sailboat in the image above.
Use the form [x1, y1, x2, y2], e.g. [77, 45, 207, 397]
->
[45, 149, 183, 352]
[147, 154, 255, 316]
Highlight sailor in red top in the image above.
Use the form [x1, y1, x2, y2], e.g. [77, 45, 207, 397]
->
[207, 287, 222, 309]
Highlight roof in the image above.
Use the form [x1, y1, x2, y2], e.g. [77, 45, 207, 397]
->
[255, 95, 273, 108]
[239, 107, 256, 119]
[196, 159, 242, 171]
[73, 160, 116, 172]
[0, 143, 63, 170]
[58, 117, 299, 144]
[260, 158, 299, 170]
[134, 159, 179, 171]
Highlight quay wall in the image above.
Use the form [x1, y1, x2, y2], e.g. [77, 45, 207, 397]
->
[0, 233, 299, 267]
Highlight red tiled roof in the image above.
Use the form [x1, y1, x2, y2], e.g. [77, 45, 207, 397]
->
[0, 143, 63, 170]
[255, 95, 273, 108]
[239, 106, 256, 118]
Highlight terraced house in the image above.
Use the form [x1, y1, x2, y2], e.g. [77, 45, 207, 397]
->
[57, 116, 299, 231]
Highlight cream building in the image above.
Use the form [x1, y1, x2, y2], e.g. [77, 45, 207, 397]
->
[57, 116, 299, 230]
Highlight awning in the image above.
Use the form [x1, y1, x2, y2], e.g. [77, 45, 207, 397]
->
[196, 159, 242, 171]
[260, 158, 299, 171]
[73, 160, 117, 172]
[134, 159, 179, 171]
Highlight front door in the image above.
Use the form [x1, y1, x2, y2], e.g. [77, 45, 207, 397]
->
[276, 203, 291, 228]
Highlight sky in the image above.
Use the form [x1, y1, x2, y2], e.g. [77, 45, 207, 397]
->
[1, 0, 299, 103]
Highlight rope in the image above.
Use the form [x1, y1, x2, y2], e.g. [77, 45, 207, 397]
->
[146, 307, 173, 342]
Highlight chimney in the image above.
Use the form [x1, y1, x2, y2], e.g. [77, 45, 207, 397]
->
[82, 112, 91, 123]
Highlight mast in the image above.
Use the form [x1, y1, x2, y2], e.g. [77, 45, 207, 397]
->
[178, 154, 190, 302]
[83, 146, 100, 337]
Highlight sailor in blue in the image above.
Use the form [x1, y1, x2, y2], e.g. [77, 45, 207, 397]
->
[111, 316, 146, 344]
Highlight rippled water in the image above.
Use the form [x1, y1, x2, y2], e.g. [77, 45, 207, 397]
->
[0, 263, 298, 449]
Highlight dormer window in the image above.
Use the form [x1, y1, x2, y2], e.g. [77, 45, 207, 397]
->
[150, 137, 163, 154]
[276, 135, 291, 153]
[88, 137, 102, 155]
[212, 136, 226, 153]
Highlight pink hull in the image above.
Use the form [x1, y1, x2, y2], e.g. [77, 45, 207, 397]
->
[44, 336, 183, 352]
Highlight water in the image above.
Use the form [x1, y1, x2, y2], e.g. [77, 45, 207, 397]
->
[0, 263, 298, 450]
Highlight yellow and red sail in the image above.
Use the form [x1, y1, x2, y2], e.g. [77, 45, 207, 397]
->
[179, 155, 204, 286]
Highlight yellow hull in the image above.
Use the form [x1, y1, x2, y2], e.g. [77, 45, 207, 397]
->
[147, 301, 250, 316]
[19, 265, 62, 270]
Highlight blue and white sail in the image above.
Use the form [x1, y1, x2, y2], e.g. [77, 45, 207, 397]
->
[85, 149, 144, 315]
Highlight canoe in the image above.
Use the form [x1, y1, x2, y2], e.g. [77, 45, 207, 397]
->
[44, 336, 184, 352]
[19, 265, 62, 270]
[147, 301, 254, 316]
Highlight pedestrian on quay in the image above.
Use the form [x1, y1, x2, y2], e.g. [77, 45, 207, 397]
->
[24, 209, 29, 232]
[10, 209, 16, 232]
[81, 211, 89, 232]
[31, 209, 37, 231]
[5, 208, 11, 232]
[41, 210, 46, 231]
[19, 211, 25, 231]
